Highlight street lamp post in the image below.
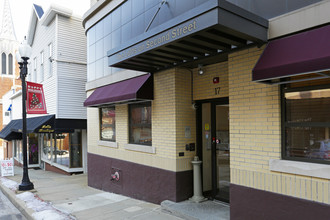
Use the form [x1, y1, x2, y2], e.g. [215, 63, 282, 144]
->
[16, 37, 34, 191]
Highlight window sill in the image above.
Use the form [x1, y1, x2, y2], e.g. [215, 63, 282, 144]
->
[269, 159, 330, 179]
[98, 140, 118, 148]
[124, 144, 156, 154]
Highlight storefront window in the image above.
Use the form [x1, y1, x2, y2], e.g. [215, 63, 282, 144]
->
[283, 86, 330, 164]
[17, 140, 23, 162]
[55, 133, 70, 167]
[41, 131, 82, 168]
[70, 130, 82, 168]
[129, 102, 152, 146]
[43, 134, 53, 161]
[100, 107, 116, 141]
[28, 134, 39, 165]
[14, 140, 17, 158]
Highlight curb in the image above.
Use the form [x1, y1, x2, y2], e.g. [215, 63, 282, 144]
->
[0, 180, 35, 220]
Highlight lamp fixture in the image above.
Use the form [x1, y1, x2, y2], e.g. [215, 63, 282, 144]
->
[198, 64, 204, 75]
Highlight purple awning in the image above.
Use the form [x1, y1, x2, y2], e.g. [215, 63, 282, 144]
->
[253, 25, 330, 84]
[84, 74, 153, 107]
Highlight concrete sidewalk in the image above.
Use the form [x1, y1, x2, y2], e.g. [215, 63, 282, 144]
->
[0, 167, 184, 220]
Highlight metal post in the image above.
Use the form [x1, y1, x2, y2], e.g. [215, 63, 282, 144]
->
[189, 156, 207, 203]
[18, 57, 34, 191]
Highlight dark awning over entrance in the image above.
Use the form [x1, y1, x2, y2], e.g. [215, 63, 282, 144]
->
[0, 115, 55, 141]
[0, 115, 87, 141]
[0, 120, 22, 141]
[12, 115, 55, 133]
[107, 0, 268, 72]
[84, 73, 153, 107]
[253, 25, 330, 84]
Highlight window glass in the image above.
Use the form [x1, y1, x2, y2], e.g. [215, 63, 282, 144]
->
[33, 57, 37, 82]
[48, 43, 52, 57]
[70, 130, 82, 168]
[100, 107, 116, 141]
[14, 140, 17, 158]
[40, 51, 44, 82]
[48, 43, 53, 77]
[8, 54, 13, 75]
[55, 133, 70, 167]
[2, 52, 6, 74]
[28, 133, 39, 165]
[129, 102, 152, 146]
[284, 87, 330, 163]
[43, 134, 53, 160]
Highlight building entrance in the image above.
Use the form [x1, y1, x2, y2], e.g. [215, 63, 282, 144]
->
[199, 98, 230, 203]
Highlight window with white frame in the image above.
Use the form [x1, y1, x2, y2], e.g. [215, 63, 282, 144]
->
[40, 51, 44, 82]
[33, 57, 37, 82]
[48, 43, 53, 77]
[2, 52, 6, 75]
[8, 53, 13, 75]
[100, 107, 116, 141]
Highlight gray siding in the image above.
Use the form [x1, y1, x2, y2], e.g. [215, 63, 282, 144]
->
[57, 16, 87, 63]
[28, 17, 57, 116]
[28, 12, 86, 120]
[56, 15, 87, 119]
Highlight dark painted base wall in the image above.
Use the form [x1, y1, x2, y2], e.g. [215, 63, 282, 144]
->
[45, 163, 70, 176]
[230, 184, 330, 220]
[87, 153, 193, 204]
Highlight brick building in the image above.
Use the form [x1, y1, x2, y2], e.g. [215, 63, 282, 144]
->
[83, 0, 330, 219]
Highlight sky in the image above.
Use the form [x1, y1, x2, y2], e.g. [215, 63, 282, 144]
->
[7, 0, 90, 42]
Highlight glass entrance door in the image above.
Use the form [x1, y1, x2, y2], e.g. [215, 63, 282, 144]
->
[215, 104, 230, 202]
[201, 99, 230, 203]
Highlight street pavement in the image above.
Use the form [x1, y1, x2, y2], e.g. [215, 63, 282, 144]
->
[0, 167, 184, 220]
[0, 189, 26, 220]
[0, 166, 230, 220]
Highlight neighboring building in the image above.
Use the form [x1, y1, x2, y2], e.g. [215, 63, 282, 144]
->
[83, 0, 330, 219]
[0, 0, 21, 157]
[0, 4, 88, 174]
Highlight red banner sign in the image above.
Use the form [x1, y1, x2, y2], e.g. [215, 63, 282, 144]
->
[26, 82, 47, 114]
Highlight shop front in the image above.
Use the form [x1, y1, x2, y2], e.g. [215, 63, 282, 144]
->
[0, 115, 87, 174]
[83, 0, 267, 204]
[83, 0, 330, 218]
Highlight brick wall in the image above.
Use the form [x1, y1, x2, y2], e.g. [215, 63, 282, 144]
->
[87, 69, 196, 172]
[193, 62, 228, 100]
[229, 47, 329, 204]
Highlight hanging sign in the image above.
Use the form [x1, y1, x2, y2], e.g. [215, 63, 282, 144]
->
[26, 82, 47, 114]
[1, 158, 14, 177]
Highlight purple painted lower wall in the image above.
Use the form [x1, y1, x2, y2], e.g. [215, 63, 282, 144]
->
[230, 184, 330, 220]
[87, 153, 193, 204]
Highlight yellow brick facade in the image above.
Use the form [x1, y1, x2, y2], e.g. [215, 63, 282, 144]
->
[193, 62, 229, 100]
[86, 46, 329, 205]
[87, 69, 197, 172]
[229, 47, 330, 204]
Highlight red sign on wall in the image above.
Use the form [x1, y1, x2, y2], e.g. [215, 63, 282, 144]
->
[26, 82, 47, 114]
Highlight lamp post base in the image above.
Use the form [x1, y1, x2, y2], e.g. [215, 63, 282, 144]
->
[19, 182, 34, 191]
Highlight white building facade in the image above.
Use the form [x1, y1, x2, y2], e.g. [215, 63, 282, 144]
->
[0, 4, 88, 174]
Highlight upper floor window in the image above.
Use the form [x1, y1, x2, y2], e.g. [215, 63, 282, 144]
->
[129, 102, 152, 146]
[33, 57, 37, 82]
[282, 84, 330, 164]
[40, 51, 44, 82]
[8, 54, 13, 75]
[2, 52, 6, 74]
[48, 43, 52, 58]
[48, 43, 53, 77]
[100, 107, 116, 141]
